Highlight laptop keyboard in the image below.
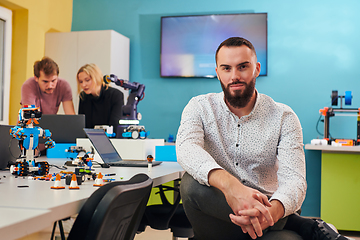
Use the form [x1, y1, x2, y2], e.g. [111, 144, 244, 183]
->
[109, 160, 162, 167]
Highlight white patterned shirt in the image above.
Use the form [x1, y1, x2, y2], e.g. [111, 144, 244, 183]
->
[176, 91, 307, 217]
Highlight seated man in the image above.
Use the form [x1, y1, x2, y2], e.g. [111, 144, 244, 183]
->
[176, 37, 347, 240]
[21, 57, 75, 114]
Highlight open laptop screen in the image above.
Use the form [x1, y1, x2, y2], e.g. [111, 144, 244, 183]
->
[0, 125, 21, 169]
[38, 114, 86, 143]
[84, 128, 122, 163]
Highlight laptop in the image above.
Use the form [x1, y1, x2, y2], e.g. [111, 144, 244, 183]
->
[83, 128, 162, 167]
[0, 125, 22, 170]
[38, 114, 86, 143]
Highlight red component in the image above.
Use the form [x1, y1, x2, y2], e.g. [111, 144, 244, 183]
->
[319, 107, 329, 116]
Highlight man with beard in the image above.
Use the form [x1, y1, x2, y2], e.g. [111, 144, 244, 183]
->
[176, 37, 348, 240]
[21, 57, 75, 114]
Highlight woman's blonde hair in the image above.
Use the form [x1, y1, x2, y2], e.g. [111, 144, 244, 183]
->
[77, 63, 109, 96]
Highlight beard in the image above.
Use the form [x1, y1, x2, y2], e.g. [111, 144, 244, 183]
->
[220, 76, 256, 108]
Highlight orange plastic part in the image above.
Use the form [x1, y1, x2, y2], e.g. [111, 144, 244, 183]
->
[319, 107, 329, 116]
[334, 139, 354, 146]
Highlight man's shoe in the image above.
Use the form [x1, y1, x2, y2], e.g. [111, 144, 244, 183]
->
[312, 219, 348, 240]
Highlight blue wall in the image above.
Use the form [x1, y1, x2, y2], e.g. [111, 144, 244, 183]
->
[72, 0, 360, 217]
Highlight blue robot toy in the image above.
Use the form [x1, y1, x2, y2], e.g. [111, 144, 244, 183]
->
[9, 105, 55, 176]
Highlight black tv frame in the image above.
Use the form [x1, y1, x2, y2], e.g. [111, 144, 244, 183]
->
[160, 12, 268, 78]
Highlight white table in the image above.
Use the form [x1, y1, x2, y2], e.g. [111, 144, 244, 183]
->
[0, 158, 184, 240]
[0, 208, 51, 240]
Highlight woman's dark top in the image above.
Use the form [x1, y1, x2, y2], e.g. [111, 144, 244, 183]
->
[78, 85, 124, 130]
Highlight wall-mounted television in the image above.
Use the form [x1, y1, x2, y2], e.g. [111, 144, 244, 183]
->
[160, 13, 267, 78]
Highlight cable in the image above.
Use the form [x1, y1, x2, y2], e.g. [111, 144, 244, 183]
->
[316, 113, 333, 140]
[316, 114, 324, 136]
[49, 164, 68, 170]
[91, 160, 110, 168]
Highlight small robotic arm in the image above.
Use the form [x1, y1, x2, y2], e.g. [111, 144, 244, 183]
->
[104, 74, 145, 120]
[103, 74, 149, 139]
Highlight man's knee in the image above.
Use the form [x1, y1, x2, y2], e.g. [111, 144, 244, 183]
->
[180, 172, 199, 202]
[181, 173, 204, 196]
[180, 172, 233, 221]
[180, 172, 221, 205]
[260, 230, 303, 240]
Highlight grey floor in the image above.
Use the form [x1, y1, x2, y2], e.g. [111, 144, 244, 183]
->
[134, 227, 360, 240]
[133, 227, 360, 240]
[16, 219, 360, 240]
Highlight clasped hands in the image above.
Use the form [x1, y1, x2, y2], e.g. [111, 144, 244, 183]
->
[208, 169, 283, 239]
[226, 186, 279, 239]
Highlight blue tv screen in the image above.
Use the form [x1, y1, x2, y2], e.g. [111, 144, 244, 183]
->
[161, 13, 268, 78]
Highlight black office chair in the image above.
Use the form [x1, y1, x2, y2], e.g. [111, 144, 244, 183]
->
[66, 173, 153, 240]
[138, 179, 194, 240]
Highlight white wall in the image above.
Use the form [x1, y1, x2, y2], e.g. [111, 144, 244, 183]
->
[45, 30, 130, 113]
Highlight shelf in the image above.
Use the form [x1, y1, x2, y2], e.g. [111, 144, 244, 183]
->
[305, 144, 360, 153]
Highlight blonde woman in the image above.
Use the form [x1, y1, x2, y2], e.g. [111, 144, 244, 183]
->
[77, 63, 124, 130]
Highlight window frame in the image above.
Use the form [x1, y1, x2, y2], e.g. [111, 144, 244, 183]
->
[0, 6, 12, 125]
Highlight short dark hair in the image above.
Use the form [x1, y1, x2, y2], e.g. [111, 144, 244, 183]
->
[215, 37, 257, 64]
[33, 57, 59, 78]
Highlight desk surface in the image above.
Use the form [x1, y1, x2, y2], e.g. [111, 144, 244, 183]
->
[305, 144, 360, 153]
[0, 158, 184, 240]
[0, 207, 51, 240]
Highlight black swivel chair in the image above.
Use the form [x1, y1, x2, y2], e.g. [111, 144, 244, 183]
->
[138, 179, 194, 240]
[66, 173, 153, 240]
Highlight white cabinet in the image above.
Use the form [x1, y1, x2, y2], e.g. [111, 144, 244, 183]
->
[45, 30, 129, 113]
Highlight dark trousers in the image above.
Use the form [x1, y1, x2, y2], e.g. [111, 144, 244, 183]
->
[180, 172, 303, 240]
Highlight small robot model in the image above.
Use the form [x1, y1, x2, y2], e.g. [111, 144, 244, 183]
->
[147, 155, 154, 172]
[65, 146, 87, 160]
[122, 125, 148, 139]
[94, 125, 116, 137]
[9, 105, 55, 176]
[64, 146, 96, 182]
[65, 146, 94, 166]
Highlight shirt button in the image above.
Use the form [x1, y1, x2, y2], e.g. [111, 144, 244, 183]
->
[235, 162, 239, 166]
[236, 144, 239, 147]
[242, 180, 246, 183]
[238, 124, 240, 127]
